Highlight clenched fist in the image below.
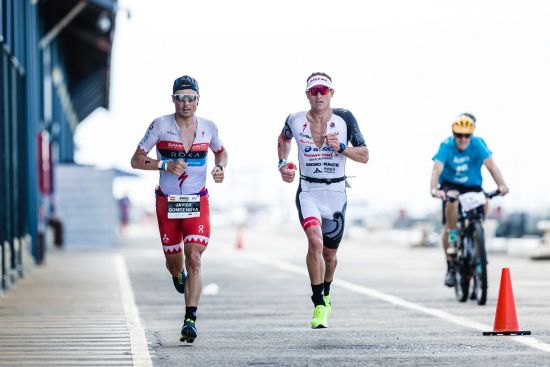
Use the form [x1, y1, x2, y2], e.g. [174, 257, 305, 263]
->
[167, 160, 187, 176]
[280, 162, 296, 183]
[211, 165, 224, 183]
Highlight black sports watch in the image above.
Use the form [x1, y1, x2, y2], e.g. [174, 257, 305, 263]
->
[216, 165, 224, 172]
[338, 143, 347, 153]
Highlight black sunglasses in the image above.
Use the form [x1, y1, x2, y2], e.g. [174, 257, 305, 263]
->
[454, 133, 472, 139]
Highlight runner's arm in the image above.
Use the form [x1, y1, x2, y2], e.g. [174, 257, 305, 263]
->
[483, 156, 509, 195]
[278, 131, 292, 162]
[341, 145, 369, 164]
[131, 147, 162, 171]
[213, 148, 228, 171]
[278, 130, 295, 183]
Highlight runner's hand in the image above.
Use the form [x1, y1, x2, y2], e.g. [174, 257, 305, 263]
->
[324, 133, 340, 151]
[211, 166, 224, 183]
[167, 160, 187, 176]
[280, 163, 296, 183]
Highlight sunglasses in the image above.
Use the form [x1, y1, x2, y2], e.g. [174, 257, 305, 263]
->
[173, 94, 198, 102]
[307, 86, 332, 96]
[454, 133, 472, 139]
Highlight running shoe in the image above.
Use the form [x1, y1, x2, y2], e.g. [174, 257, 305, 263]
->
[323, 293, 332, 317]
[172, 271, 187, 294]
[180, 318, 197, 343]
[310, 305, 329, 329]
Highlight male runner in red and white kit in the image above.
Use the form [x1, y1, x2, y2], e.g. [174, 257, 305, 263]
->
[277, 72, 369, 328]
[131, 75, 228, 343]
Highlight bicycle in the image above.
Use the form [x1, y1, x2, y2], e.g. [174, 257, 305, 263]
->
[450, 190, 501, 305]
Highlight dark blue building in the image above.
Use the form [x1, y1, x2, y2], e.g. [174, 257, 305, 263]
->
[1, 0, 117, 292]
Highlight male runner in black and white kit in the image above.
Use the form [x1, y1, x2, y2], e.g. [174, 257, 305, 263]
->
[277, 72, 369, 328]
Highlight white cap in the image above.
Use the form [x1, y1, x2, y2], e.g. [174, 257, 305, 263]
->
[306, 75, 333, 90]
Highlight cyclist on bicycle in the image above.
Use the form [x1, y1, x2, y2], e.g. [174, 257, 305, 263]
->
[430, 113, 509, 287]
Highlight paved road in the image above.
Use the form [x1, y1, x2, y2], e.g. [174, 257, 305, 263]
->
[122, 225, 550, 366]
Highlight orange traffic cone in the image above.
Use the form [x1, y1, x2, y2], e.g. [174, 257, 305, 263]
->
[235, 228, 243, 251]
[483, 268, 531, 336]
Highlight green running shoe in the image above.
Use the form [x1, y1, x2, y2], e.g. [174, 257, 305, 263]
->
[172, 271, 187, 294]
[323, 294, 332, 317]
[310, 305, 328, 329]
[180, 318, 197, 343]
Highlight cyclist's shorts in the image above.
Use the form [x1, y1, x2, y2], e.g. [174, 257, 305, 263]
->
[155, 187, 210, 254]
[440, 181, 482, 224]
[295, 184, 347, 249]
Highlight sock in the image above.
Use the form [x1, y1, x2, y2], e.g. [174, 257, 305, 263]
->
[323, 280, 332, 296]
[185, 307, 197, 321]
[448, 229, 458, 243]
[311, 283, 324, 306]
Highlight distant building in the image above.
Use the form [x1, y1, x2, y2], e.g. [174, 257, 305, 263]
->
[1, 0, 118, 292]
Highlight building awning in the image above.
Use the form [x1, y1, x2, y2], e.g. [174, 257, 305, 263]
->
[39, 0, 118, 123]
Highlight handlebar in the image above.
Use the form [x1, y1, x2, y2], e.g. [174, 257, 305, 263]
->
[440, 189, 502, 202]
[485, 190, 501, 199]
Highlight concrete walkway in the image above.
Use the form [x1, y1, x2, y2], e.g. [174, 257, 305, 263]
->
[0, 248, 151, 366]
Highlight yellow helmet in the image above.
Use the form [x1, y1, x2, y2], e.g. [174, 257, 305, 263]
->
[452, 113, 475, 134]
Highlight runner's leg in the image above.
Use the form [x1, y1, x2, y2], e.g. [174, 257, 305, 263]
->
[305, 225, 325, 287]
[184, 243, 206, 307]
[322, 247, 337, 285]
[155, 195, 185, 276]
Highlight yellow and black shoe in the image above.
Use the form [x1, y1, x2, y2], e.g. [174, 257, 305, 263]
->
[310, 305, 329, 329]
[180, 318, 197, 343]
[172, 271, 187, 294]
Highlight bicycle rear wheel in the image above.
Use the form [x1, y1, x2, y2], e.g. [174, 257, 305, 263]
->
[471, 222, 488, 305]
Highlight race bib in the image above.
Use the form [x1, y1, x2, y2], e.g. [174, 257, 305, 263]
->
[167, 194, 200, 219]
[458, 192, 487, 212]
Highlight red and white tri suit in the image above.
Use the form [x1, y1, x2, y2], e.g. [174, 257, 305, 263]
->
[138, 113, 224, 254]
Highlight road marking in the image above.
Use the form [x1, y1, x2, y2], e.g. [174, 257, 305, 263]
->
[116, 255, 154, 366]
[245, 253, 550, 353]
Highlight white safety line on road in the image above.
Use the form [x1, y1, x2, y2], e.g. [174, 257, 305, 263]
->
[116, 255, 154, 367]
[244, 253, 550, 353]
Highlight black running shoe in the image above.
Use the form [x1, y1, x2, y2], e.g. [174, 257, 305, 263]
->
[180, 319, 197, 343]
[172, 271, 187, 294]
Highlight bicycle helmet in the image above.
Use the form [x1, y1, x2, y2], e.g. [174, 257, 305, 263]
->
[452, 113, 476, 134]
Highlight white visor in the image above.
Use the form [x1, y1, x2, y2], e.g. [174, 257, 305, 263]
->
[306, 75, 333, 91]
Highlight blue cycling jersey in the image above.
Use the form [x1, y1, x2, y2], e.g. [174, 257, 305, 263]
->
[432, 136, 492, 187]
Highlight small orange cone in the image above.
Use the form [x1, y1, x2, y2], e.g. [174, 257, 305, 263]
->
[235, 228, 243, 251]
[483, 268, 531, 336]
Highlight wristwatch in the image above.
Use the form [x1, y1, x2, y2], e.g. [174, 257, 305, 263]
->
[431, 188, 438, 197]
[338, 143, 347, 153]
[278, 159, 287, 171]
[216, 165, 224, 172]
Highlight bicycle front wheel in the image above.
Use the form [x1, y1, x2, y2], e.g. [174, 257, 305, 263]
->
[471, 221, 488, 305]
[454, 257, 469, 302]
